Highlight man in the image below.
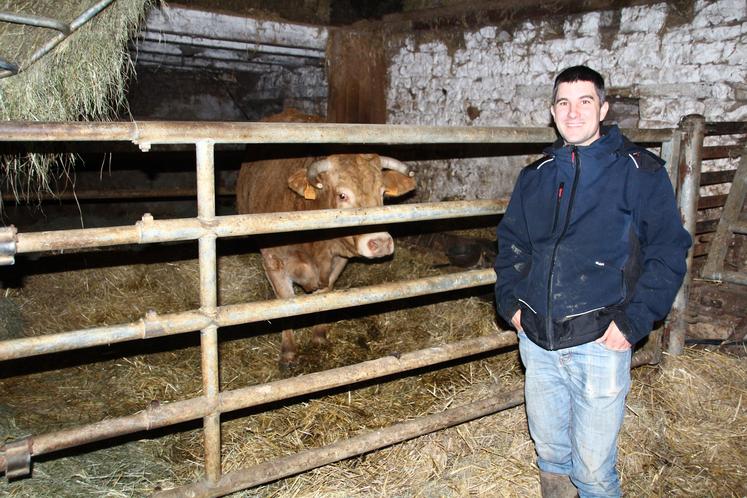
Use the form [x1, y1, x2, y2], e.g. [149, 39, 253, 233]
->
[494, 66, 691, 497]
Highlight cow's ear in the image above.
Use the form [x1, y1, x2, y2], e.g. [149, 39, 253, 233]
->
[288, 169, 317, 200]
[383, 170, 416, 197]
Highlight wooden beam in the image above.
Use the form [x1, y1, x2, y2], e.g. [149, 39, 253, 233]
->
[700, 169, 736, 186]
[702, 145, 744, 160]
[326, 28, 387, 124]
[705, 121, 747, 136]
[698, 194, 728, 210]
[380, 0, 665, 31]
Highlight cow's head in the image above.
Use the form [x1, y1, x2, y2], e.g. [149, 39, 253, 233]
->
[287, 154, 416, 259]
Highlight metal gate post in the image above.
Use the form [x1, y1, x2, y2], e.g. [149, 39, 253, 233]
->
[661, 130, 683, 189]
[196, 140, 222, 482]
[646, 130, 685, 364]
[666, 114, 705, 356]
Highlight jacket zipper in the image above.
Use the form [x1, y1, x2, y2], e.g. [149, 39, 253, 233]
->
[546, 146, 580, 349]
[551, 182, 565, 233]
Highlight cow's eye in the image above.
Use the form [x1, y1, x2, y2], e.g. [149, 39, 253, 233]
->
[338, 192, 348, 201]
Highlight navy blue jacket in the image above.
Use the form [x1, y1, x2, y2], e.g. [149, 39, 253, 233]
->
[494, 126, 691, 350]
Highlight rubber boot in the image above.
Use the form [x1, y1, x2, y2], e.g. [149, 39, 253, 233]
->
[539, 471, 579, 498]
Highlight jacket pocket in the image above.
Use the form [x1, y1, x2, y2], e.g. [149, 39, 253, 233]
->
[591, 260, 626, 303]
[554, 255, 626, 319]
[518, 300, 548, 345]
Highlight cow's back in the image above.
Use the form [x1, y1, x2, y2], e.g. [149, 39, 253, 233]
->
[237, 109, 325, 215]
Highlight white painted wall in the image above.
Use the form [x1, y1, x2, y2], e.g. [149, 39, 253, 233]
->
[387, 0, 747, 201]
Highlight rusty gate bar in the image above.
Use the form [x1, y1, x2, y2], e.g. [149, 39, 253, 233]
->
[155, 388, 527, 498]
[11, 200, 507, 256]
[0, 329, 656, 476]
[667, 115, 705, 355]
[164, 342, 661, 498]
[0, 331, 519, 474]
[0, 269, 496, 361]
[0, 120, 673, 145]
[0, 11, 70, 33]
[195, 140, 222, 482]
[0, 310, 209, 360]
[216, 268, 494, 326]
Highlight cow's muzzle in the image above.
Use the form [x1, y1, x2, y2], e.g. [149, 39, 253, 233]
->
[357, 232, 394, 258]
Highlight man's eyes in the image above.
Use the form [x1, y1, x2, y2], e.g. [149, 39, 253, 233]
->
[557, 99, 593, 105]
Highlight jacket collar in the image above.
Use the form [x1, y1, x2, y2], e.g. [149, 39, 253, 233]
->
[545, 124, 624, 161]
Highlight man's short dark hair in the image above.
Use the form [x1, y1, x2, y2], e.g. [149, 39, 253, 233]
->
[552, 65, 606, 104]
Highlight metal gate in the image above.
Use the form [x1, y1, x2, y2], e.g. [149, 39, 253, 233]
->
[0, 120, 689, 496]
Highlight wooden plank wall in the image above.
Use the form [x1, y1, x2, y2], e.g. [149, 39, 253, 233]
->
[688, 128, 747, 343]
[326, 28, 387, 124]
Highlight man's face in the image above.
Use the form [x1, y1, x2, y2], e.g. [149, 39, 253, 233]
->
[550, 80, 609, 146]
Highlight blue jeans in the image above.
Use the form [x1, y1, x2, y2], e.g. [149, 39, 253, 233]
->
[518, 331, 632, 498]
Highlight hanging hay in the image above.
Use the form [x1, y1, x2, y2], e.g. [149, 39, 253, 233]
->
[0, 241, 745, 496]
[0, 0, 153, 206]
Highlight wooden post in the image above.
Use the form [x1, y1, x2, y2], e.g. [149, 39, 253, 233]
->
[326, 28, 387, 124]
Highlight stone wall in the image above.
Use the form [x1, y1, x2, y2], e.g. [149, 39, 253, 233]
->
[127, 65, 327, 122]
[386, 0, 747, 201]
[129, 5, 329, 121]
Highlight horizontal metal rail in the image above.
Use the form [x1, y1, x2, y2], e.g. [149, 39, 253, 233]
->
[0, 320, 658, 479]
[0, 331, 519, 475]
[155, 387, 526, 498]
[160, 338, 661, 498]
[0, 269, 497, 361]
[0, 12, 69, 33]
[10, 200, 506, 256]
[0, 120, 673, 146]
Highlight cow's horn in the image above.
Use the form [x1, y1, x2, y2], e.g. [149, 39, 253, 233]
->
[379, 156, 414, 177]
[306, 159, 331, 189]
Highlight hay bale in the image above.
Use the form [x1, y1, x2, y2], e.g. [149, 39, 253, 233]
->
[0, 0, 153, 204]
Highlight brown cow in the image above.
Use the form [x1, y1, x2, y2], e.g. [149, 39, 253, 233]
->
[236, 111, 416, 368]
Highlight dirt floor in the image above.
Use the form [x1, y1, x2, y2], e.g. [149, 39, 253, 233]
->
[0, 238, 745, 497]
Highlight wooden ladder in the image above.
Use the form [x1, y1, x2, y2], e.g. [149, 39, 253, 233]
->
[700, 148, 747, 285]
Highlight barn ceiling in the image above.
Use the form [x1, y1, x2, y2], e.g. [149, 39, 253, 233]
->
[134, 0, 669, 74]
[134, 5, 327, 73]
[172, 0, 669, 27]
